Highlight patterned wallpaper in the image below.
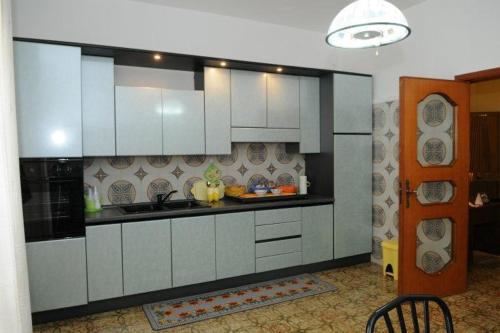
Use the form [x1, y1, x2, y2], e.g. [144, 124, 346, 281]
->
[372, 100, 400, 264]
[84, 143, 305, 205]
[372, 99, 455, 272]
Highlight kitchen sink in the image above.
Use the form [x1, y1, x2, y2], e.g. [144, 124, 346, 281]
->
[118, 200, 205, 214]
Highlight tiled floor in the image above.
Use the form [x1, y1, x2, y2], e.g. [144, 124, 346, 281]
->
[34, 252, 500, 332]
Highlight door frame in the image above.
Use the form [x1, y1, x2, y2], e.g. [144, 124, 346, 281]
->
[456, 67, 500, 264]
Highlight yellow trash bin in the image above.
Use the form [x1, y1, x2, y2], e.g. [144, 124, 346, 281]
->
[382, 240, 398, 280]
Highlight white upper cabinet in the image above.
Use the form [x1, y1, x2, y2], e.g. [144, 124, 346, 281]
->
[204, 67, 231, 155]
[267, 74, 300, 128]
[162, 89, 205, 155]
[230, 70, 267, 128]
[14, 42, 82, 158]
[115, 86, 163, 156]
[333, 73, 373, 133]
[299, 76, 320, 153]
[82, 56, 115, 156]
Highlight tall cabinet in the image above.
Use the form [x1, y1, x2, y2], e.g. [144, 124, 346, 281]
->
[307, 72, 373, 260]
[14, 41, 82, 158]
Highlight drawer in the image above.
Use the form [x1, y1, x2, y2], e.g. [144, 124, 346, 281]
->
[255, 207, 301, 225]
[256, 252, 302, 272]
[256, 221, 301, 241]
[256, 238, 301, 258]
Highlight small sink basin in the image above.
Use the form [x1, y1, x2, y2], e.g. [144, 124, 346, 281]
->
[164, 199, 204, 210]
[118, 203, 166, 214]
[118, 200, 205, 215]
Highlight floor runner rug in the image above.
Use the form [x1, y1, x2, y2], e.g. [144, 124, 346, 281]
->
[143, 273, 336, 330]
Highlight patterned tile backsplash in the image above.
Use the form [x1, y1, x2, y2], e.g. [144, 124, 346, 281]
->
[84, 143, 305, 205]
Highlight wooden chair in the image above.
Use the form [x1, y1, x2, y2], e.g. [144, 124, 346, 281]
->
[365, 295, 454, 333]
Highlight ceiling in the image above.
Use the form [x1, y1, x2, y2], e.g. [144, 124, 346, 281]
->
[133, 0, 426, 32]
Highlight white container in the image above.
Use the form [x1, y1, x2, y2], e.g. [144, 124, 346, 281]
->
[299, 176, 311, 195]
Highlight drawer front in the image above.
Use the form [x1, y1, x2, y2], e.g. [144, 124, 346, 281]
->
[256, 238, 301, 258]
[256, 221, 301, 241]
[256, 252, 302, 273]
[255, 207, 301, 225]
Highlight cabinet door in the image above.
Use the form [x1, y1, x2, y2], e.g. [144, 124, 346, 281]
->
[231, 70, 267, 127]
[122, 219, 172, 295]
[267, 74, 300, 128]
[334, 135, 372, 259]
[26, 238, 87, 312]
[172, 215, 215, 287]
[302, 205, 333, 264]
[299, 76, 320, 153]
[163, 89, 205, 155]
[86, 224, 123, 302]
[204, 67, 231, 154]
[14, 42, 82, 157]
[216, 212, 255, 279]
[333, 74, 373, 133]
[82, 56, 116, 156]
[115, 86, 163, 155]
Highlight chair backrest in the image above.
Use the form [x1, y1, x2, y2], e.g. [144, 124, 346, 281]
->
[365, 294, 454, 333]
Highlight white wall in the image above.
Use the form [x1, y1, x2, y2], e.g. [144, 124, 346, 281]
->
[115, 66, 195, 90]
[12, 0, 340, 71]
[0, 0, 32, 331]
[336, 0, 500, 103]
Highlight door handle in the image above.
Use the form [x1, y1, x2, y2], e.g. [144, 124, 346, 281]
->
[405, 180, 417, 208]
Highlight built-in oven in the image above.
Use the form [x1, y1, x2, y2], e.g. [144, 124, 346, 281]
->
[20, 158, 85, 242]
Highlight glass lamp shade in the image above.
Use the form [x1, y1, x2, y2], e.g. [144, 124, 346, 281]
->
[326, 0, 410, 48]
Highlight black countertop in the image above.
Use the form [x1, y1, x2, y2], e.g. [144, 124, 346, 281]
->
[85, 195, 334, 225]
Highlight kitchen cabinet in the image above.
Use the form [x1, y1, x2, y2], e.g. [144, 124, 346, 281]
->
[215, 212, 255, 279]
[162, 89, 205, 155]
[255, 207, 301, 225]
[302, 205, 334, 264]
[122, 219, 172, 295]
[334, 135, 372, 259]
[115, 86, 163, 156]
[299, 76, 321, 153]
[256, 252, 302, 273]
[26, 238, 87, 312]
[231, 70, 267, 127]
[204, 67, 231, 154]
[86, 224, 123, 302]
[333, 74, 373, 133]
[14, 41, 82, 158]
[267, 74, 300, 128]
[172, 215, 216, 287]
[82, 56, 116, 156]
[231, 128, 300, 142]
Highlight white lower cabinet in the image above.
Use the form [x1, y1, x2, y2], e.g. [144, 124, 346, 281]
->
[302, 205, 334, 264]
[26, 238, 87, 312]
[171, 216, 216, 287]
[86, 225, 123, 301]
[122, 219, 172, 295]
[216, 212, 255, 279]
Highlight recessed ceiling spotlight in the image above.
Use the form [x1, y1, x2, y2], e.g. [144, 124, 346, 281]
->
[153, 54, 162, 61]
[220, 61, 227, 67]
[276, 67, 283, 72]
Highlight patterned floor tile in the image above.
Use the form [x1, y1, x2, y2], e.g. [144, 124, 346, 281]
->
[34, 252, 500, 333]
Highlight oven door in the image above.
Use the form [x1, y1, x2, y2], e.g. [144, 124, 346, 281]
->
[20, 159, 84, 242]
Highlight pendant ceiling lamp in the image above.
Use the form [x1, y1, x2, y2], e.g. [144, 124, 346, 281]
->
[326, 0, 410, 49]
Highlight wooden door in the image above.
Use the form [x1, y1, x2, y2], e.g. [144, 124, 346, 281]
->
[399, 77, 470, 296]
